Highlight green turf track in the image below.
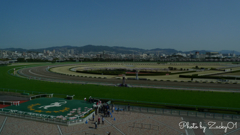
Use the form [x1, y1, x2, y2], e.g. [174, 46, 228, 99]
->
[5, 97, 93, 116]
[1, 62, 240, 110]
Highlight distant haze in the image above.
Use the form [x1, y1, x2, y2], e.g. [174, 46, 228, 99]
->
[0, 0, 240, 51]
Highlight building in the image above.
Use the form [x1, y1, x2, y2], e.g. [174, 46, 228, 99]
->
[206, 52, 222, 58]
[0, 50, 3, 58]
[191, 52, 200, 59]
[71, 49, 74, 55]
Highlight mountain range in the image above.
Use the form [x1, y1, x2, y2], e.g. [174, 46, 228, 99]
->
[1, 45, 240, 55]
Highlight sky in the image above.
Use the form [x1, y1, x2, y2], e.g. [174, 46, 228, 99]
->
[0, 0, 240, 51]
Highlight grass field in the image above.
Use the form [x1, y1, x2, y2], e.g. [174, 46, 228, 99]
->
[5, 97, 93, 116]
[1, 62, 240, 111]
[217, 72, 240, 76]
[51, 63, 226, 80]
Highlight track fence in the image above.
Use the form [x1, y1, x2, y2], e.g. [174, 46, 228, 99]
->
[93, 97, 240, 112]
[112, 104, 240, 121]
[0, 87, 67, 97]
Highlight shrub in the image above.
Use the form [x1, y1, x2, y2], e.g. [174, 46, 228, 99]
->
[154, 79, 157, 81]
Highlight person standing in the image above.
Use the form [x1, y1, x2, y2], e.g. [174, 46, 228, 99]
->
[95, 121, 97, 129]
[96, 106, 98, 115]
[98, 117, 100, 124]
[107, 110, 110, 117]
[102, 117, 104, 125]
[128, 103, 130, 111]
[92, 114, 95, 121]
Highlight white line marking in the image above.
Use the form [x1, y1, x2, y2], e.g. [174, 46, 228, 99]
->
[224, 126, 240, 135]
[57, 125, 63, 135]
[105, 119, 125, 135]
[0, 117, 8, 135]
[181, 117, 189, 135]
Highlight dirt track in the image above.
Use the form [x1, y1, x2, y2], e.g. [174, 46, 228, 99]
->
[17, 64, 240, 91]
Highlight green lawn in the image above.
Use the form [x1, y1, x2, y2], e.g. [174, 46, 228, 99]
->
[5, 97, 93, 116]
[1, 63, 240, 110]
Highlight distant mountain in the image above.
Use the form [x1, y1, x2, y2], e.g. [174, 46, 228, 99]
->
[184, 50, 240, 55]
[149, 48, 179, 54]
[1, 48, 27, 52]
[184, 50, 214, 54]
[27, 45, 147, 54]
[1, 45, 240, 55]
[219, 50, 240, 55]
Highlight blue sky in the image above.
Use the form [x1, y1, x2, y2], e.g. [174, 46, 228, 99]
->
[0, 0, 240, 51]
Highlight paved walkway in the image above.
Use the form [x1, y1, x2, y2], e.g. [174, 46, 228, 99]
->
[1, 111, 240, 135]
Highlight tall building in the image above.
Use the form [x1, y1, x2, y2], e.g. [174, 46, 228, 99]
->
[0, 50, 3, 58]
[43, 50, 46, 53]
[71, 49, 74, 55]
[53, 49, 55, 54]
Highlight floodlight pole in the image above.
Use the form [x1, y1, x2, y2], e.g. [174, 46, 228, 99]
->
[136, 70, 139, 80]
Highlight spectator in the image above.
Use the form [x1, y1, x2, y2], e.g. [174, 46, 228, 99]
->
[95, 121, 97, 129]
[107, 110, 110, 117]
[98, 117, 100, 124]
[102, 117, 104, 125]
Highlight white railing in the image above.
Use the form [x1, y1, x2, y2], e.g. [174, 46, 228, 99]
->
[0, 101, 20, 106]
[0, 108, 94, 126]
[30, 94, 53, 100]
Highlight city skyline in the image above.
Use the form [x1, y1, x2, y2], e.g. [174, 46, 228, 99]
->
[1, 0, 240, 51]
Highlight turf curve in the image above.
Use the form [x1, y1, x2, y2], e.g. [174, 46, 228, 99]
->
[0, 62, 240, 110]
